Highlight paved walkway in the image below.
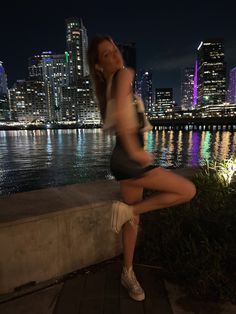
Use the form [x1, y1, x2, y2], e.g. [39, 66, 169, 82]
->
[53, 260, 173, 314]
[1, 258, 236, 314]
[0, 259, 173, 314]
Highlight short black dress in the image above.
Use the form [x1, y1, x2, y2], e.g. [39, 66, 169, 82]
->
[110, 108, 157, 181]
[110, 133, 156, 181]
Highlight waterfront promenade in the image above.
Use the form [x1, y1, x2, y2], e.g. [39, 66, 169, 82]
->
[1, 258, 174, 314]
[1, 169, 236, 313]
[1, 257, 236, 314]
[0, 116, 235, 131]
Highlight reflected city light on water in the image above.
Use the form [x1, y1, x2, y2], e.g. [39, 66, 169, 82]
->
[177, 131, 183, 163]
[0, 129, 235, 195]
[200, 131, 211, 162]
[219, 132, 230, 160]
[144, 131, 155, 153]
[190, 131, 201, 166]
[213, 131, 220, 158]
[166, 131, 174, 166]
[46, 129, 53, 157]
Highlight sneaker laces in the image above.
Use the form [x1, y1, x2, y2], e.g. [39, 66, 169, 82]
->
[126, 269, 143, 292]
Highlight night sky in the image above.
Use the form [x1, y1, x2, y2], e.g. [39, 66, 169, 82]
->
[1, 0, 236, 104]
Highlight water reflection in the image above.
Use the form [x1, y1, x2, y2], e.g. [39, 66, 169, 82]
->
[220, 132, 230, 160]
[190, 131, 201, 166]
[200, 131, 211, 162]
[0, 129, 235, 195]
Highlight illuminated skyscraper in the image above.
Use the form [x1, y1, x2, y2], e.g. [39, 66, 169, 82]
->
[136, 70, 153, 115]
[60, 78, 100, 124]
[0, 61, 10, 121]
[9, 80, 48, 122]
[197, 39, 226, 110]
[28, 52, 69, 86]
[0, 61, 8, 95]
[64, 18, 100, 124]
[181, 67, 194, 110]
[66, 17, 89, 85]
[28, 52, 69, 120]
[229, 66, 236, 104]
[154, 88, 173, 118]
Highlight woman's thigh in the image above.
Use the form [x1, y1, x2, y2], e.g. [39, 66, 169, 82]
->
[123, 167, 196, 196]
[120, 180, 144, 205]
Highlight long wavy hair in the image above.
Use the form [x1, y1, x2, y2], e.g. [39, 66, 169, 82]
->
[87, 34, 113, 121]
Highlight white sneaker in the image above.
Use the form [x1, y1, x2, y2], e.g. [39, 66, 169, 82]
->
[121, 266, 145, 301]
[111, 201, 134, 234]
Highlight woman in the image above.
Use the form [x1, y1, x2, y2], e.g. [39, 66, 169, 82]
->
[87, 35, 196, 302]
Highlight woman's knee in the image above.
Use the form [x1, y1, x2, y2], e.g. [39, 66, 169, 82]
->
[155, 168, 197, 201]
[183, 181, 197, 201]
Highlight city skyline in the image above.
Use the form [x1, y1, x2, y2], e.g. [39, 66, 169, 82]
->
[1, 0, 236, 104]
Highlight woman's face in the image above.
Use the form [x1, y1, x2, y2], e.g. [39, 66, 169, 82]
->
[96, 39, 124, 77]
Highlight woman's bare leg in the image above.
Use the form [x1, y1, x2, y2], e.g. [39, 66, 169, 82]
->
[125, 167, 196, 215]
[118, 167, 196, 270]
[120, 182, 143, 270]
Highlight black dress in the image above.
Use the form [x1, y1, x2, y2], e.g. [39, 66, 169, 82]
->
[110, 97, 157, 181]
[110, 131, 157, 181]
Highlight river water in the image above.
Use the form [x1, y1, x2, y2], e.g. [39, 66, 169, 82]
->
[0, 129, 235, 195]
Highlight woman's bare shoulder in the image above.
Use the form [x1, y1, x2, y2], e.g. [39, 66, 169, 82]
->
[116, 67, 134, 85]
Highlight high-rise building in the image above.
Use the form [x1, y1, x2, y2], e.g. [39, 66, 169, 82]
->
[61, 77, 100, 124]
[0, 61, 8, 95]
[50, 53, 70, 118]
[64, 18, 100, 124]
[0, 61, 10, 121]
[28, 52, 55, 120]
[28, 52, 69, 85]
[135, 70, 153, 115]
[181, 67, 194, 110]
[9, 80, 48, 122]
[66, 17, 89, 85]
[197, 39, 226, 111]
[154, 88, 174, 118]
[229, 66, 236, 104]
[28, 51, 70, 120]
[9, 18, 99, 124]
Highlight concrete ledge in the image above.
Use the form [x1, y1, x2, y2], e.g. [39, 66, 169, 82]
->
[0, 180, 121, 223]
[0, 169, 199, 296]
[0, 180, 122, 295]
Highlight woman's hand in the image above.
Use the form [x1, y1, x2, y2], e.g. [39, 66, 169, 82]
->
[131, 150, 154, 167]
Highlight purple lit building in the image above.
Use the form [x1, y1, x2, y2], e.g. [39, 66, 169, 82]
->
[193, 61, 198, 106]
[229, 67, 236, 104]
